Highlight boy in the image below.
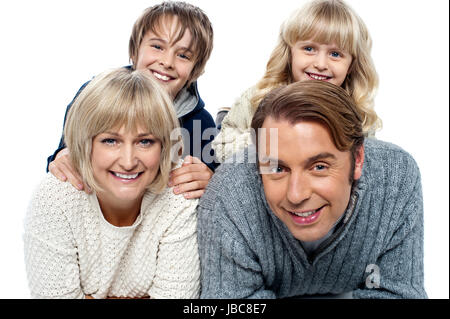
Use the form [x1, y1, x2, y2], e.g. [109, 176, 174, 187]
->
[47, 1, 217, 199]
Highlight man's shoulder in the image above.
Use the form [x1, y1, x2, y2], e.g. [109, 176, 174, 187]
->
[199, 148, 261, 210]
[364, 138, 420, 175]
[361, 138, 421, 197]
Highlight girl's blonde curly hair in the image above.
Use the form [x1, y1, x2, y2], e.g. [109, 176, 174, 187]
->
[250, 0, 381, 135]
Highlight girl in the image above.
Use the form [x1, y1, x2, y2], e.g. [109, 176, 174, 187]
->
[212, 0, 381, 162]
[24, 68, 200, 299]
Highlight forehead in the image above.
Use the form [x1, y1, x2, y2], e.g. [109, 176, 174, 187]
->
[148, 15, 194, 47]
[260, 118, 349, 163]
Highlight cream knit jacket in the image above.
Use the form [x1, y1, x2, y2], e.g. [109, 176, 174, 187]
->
[212, 87, 256, 163]
[24, 173, 200, 299]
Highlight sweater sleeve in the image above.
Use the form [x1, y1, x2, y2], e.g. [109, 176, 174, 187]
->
[148, 196, 201, 299]
[23, 176, 84, 299]
[197, 197, 276, 299]
[212, 88, 256, 163]
[353, 156, 427, 299]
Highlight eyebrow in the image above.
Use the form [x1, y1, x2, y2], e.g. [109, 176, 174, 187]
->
[260, 152, 337, 166]
[304, 152, 337, 167]
[147, 37, 194, 53]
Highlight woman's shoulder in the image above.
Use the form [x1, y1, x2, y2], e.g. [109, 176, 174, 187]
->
[142, 186, 199, 219]
[28, 174, 90, 219]
[25, 174, 91, 238]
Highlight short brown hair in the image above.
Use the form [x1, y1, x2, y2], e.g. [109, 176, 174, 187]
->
[128, 1, 214, 85]
[251, 80, 364, 161]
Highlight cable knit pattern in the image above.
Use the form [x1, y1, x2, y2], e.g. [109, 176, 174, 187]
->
[212, 87, 256, 163]
[24, 170, 200, 299]
[198, 139, 427, 298]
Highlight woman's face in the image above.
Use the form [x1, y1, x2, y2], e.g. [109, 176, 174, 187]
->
[290, 40, 353, 87]
[91, 125, 161, 210]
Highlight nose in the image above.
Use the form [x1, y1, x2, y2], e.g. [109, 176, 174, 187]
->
[160, 51, 174, 69]
[286, 171, 311, 206]
[119, 144, 138, 171]
[313, 51, 328, 71]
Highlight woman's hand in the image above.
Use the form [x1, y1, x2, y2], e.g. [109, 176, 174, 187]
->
[48, 148, 91, 193]
[168, 156, 213, 199]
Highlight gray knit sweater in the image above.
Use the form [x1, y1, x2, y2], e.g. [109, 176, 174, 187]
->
[197, 139, 427, 299]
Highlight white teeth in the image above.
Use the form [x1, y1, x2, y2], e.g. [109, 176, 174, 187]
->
[113, 172, 139, 179]
[292, 210, 316, 217]
[309, 74, 328, 80]
[153, 72, 171, 81]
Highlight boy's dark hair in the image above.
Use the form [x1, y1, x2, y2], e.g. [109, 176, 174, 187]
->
[129, 1, 213, 85]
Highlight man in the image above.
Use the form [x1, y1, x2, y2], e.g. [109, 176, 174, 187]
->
[197, 81, 426, 298]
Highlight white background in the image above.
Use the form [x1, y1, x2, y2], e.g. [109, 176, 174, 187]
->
[0, 0, 448, 298]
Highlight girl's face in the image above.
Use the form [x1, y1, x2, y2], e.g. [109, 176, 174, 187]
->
[291, 40, 353, 87]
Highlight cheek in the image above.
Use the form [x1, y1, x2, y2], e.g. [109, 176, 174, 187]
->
[143, 147, 162, 170]
[262, 177, 285, 209]
[135, 48, 156, 70]
[91, 148, 113, 172]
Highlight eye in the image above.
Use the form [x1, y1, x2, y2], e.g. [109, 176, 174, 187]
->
[101, 138, 116, 146]
[139, 138, 156, 147]
[151, 44, 162, 50]
[313, 163, 329, 172]
[330, 51, 341, 58]
[270, 165, 286, 174]
[178, 53, 190, 60]
[303, 46, 314, 53]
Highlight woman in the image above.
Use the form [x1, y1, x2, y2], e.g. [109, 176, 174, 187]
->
[24, 68, 200, 299]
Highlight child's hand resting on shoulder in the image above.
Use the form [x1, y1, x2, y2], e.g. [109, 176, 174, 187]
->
[169, 155, 213, 199]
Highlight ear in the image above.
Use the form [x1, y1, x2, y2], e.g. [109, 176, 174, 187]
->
[353, 145, 365, 181]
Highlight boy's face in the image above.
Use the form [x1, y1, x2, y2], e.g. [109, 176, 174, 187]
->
[135, 16, 195, 99]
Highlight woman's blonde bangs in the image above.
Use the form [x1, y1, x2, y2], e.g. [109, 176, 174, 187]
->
[65, 68, 179, 194]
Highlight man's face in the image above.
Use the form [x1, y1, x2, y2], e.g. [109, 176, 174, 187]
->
[135, 16, 195, 99]
[259, 118, 364, 242]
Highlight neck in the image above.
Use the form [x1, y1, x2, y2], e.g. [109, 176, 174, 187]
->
[96, 194, 143, 227]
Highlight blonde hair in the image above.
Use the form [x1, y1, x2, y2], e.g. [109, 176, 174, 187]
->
[129, 1, 214, 86]
[64, 68, 180, 194]
[250, 0, 381, 135]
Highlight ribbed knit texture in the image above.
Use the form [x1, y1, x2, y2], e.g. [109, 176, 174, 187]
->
[198, 139, 427, 299]
[24, 173, 200, 299]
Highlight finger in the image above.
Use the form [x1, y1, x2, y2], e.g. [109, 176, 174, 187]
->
[83, 182, 93, 195]
[183, 189, 205, 200]
[49, 163, 67, 182]
[59, 161, 84, 191]
[171, 161, 210, 178]
[173, 180, 209, 195]
[171, 171, 212, 188]
[182, 155, 194, 165]
[189, 156, 203, 164]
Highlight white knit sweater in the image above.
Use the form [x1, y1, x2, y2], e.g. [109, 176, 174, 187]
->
[24, 173, 200, 299]
[212, 87, 256, 163]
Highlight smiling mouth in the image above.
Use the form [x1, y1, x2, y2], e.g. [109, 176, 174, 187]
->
[306, 72, 331, 81]
[152, 71, 174, 82]
[288, 205, 326, 217]
[110, 171, 142, 180]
